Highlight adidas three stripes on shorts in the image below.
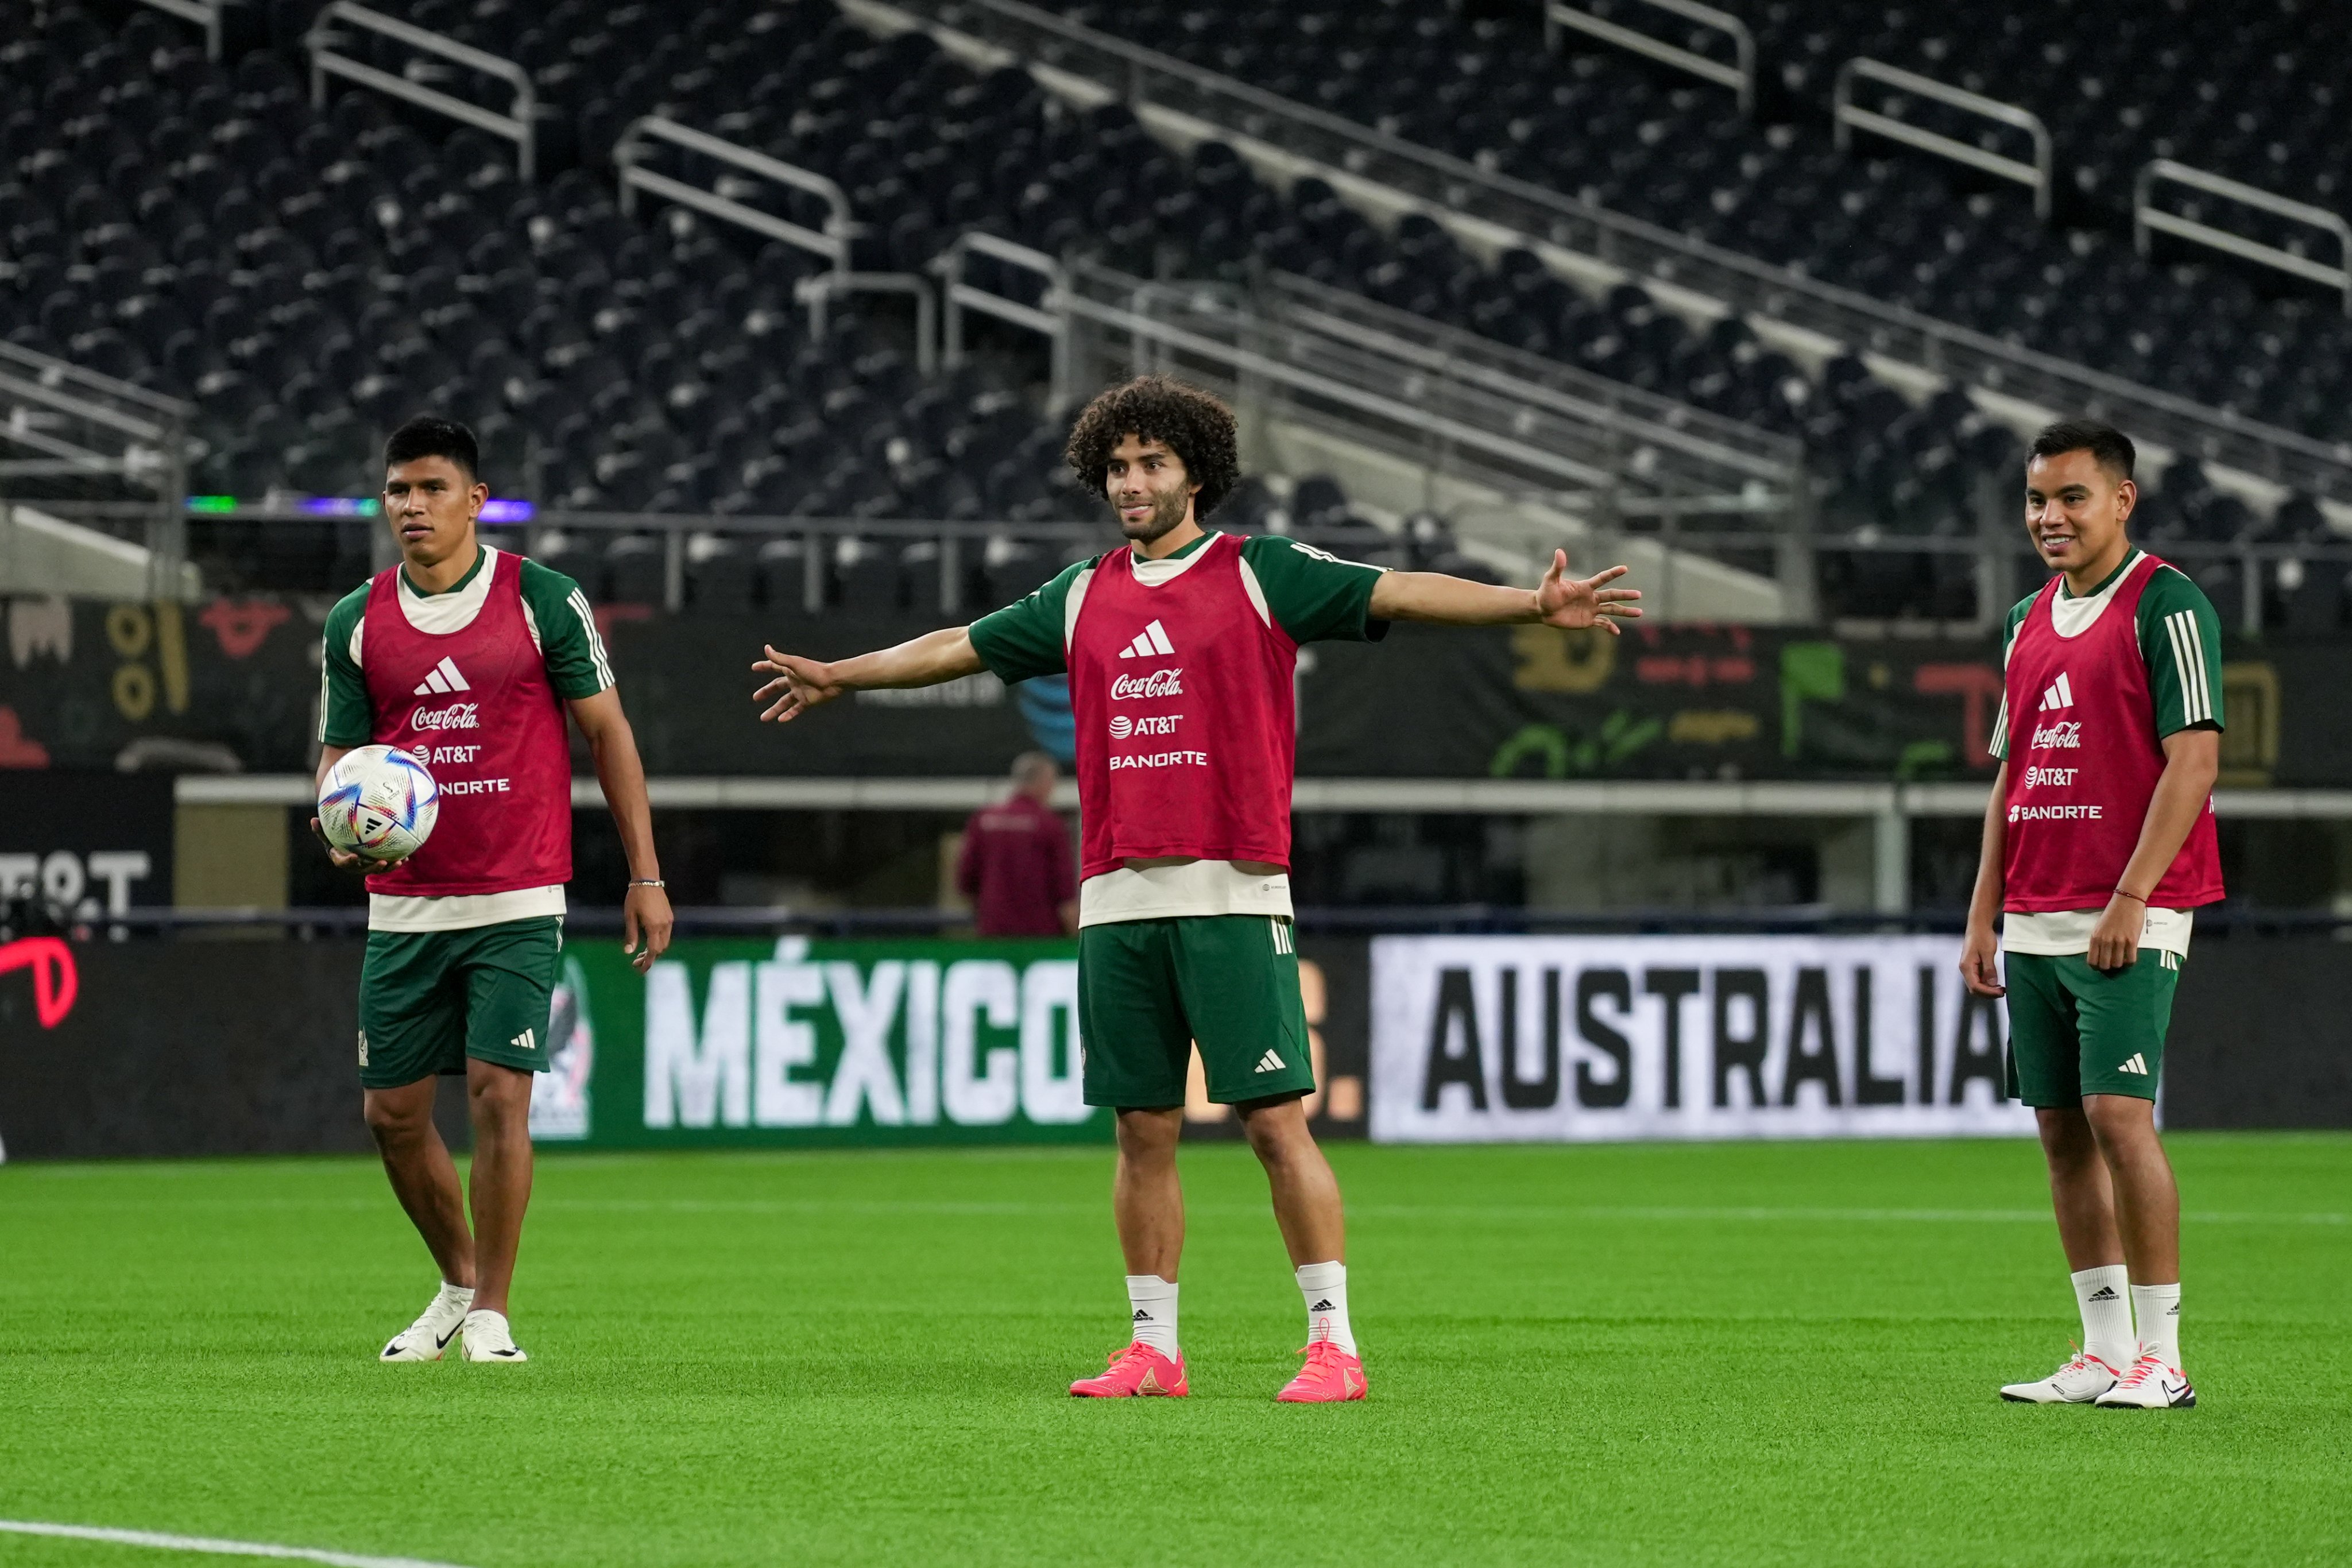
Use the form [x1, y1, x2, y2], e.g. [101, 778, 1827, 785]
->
[2002, 947, 2182, 1106]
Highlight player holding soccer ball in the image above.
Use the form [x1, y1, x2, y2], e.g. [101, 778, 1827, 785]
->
[314, 416, 673, 1365]
[1963, 421, 2223, 1410]
[752, 378, 1639, 1401]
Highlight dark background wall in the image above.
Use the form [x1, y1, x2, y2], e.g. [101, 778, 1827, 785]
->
[1, 932, 2344, 1159]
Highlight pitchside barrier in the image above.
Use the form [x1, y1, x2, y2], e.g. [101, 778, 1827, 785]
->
[0, 929, 2341, 1159]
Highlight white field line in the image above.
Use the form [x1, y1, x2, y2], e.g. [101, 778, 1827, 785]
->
[0, 1520, 474, 1567]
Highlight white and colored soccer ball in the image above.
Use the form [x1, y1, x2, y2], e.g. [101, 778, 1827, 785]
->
[318, 745, 440, 863]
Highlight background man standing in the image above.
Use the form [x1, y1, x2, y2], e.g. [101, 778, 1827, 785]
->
[315, 415, 674, 1366]
[752, 377, 1640, 1402]
[1963, 420, 2223, 1411]
[956, 752, 1076, 936]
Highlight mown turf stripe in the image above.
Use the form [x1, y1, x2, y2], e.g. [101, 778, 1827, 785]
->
[0, 1520, 471, 1567]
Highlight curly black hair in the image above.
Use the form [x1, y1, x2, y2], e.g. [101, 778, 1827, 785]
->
[1062, 375, 1240, 518]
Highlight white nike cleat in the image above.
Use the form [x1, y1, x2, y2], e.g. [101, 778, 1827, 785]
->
[379, 1283, 474, 1362]
[1999, 1347, 2124, 1403]
[2094, 1352, 2195, 1408]
[459, 1308, 528, 1363]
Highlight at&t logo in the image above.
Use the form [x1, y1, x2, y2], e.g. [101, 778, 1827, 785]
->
[1108, 715, 1133, 739]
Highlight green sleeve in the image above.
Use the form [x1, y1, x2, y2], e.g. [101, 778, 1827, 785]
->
[519, 557, 614, 700]
[969, 559, 1085, 683]
[2137, 564, 2224, 737]
[1989, 594, 2036, 761]
[1240, 535, 1390, 644]
[319, 584, 373, 748]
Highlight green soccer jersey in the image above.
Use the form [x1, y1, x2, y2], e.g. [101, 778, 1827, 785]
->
[1990, 549, 2223, 762]
[318, 544, 613, 748]
[968, 530, 1389, 682]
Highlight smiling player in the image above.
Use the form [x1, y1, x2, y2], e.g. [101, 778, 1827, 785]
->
[751, 377, 1640, 1401]
[1963, 420, 2223, 1410]
[315, 415, 673, 1365]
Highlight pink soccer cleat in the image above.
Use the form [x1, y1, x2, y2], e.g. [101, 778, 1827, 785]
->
[1069, 1341, 1188, 1397]
[1275, 1341, 1367, 1402]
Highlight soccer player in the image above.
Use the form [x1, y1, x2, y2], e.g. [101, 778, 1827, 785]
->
[1962, 420, 2222, 1410]
[314, 415, 674, 1364]
[752, 377, 1639, 1400]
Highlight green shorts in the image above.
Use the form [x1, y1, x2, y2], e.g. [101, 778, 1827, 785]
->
[357, 916, 562, 1090]
[2003, 947, 2184, 1106]
[1077, 915, 1317, 1109]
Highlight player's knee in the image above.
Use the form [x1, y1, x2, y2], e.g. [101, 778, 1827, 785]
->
[2082, 1095, 2156, 1153]
[362, 1091, 427, 1144]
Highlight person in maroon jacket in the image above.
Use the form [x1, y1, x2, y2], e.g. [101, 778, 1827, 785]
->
[956, 752, 1077, 937]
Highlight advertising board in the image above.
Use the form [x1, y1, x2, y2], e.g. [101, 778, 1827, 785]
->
[1370, 935, 2037, 1143]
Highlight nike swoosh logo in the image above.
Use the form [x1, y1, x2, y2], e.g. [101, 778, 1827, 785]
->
[436, 1324, 461, 1349]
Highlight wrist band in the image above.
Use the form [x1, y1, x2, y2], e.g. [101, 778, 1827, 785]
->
[629, 878, 666, 889]
[2113, 888, 2145, 903]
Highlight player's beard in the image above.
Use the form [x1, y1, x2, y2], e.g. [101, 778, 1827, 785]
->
[1117, 485, 1190, 547]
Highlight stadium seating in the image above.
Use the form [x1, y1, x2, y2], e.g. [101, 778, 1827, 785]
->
[3, 0, 2342, 623]
[1045, 0, 2352, 451]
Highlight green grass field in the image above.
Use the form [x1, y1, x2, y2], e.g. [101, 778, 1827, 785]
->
[2, 1135, 2347, 1566]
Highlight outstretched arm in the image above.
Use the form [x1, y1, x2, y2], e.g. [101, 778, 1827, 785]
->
[1370, 549, 1642, 634]
[753, 626, 985, 723]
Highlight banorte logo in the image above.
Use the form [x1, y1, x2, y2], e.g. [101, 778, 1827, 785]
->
[1109, 669, 1182, 701]
[0, 937, 78, 1028]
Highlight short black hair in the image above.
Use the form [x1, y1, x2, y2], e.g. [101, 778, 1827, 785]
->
[1063, 375, 1239, 517]
[2028, 419, 2134, 483]
[383, 414, 479, 481]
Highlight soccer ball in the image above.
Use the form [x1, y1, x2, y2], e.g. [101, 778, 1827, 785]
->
[318, 745, 440, 863]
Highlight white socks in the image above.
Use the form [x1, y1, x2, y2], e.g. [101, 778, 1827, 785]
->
[2132, 1281, 2183, 1369]
[2070, 1264, 2133, 1370]
[438, 1281, 476, 1308]
[1125, 1275, 1178, 1357]
[1296, 1261, 1355, 1356]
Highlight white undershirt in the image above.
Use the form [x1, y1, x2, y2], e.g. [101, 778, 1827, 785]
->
[1998, 552, 2189, 959]
[354, 548, 567, 934]
[1071, 540, 1295, 927]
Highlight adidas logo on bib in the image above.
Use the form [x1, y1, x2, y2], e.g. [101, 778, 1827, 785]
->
[1118, 621, 1176, 659]
[413, 656, 471, 696]
[2037, 672, 2075, 711]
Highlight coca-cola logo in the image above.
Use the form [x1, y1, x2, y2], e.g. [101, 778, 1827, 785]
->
[410, 702, 481, 731]
[1110, 668, 1183, 700]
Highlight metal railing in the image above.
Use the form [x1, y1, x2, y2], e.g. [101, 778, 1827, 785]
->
[934, 231, 1073, 404]
[613, 118, 939, 362]
[132, 0, 228, 60]
[0, 344, 194, 597]
[1833, 59, 2052, 222]
[1266, 273, 1800, 490]
[895, 1, 2352, 502]
[1543, 0, 1755, 118]
[616, 117, 856, 276]
[305, 2, 537, 179]
[2135, 160, 2352, 317]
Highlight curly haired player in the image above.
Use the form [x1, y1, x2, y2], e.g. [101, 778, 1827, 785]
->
[752, 376, 1641, 1401]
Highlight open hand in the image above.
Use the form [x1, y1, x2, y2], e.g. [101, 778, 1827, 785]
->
[752, 644, 847, 722]
[1536, 549, 1643, 635]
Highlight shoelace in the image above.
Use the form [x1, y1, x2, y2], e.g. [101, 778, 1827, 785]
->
[2113, 1354, 2165, 1389]
[1104, 1342, 1156, 1374]
[1294, 1341, 1346, 1371]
